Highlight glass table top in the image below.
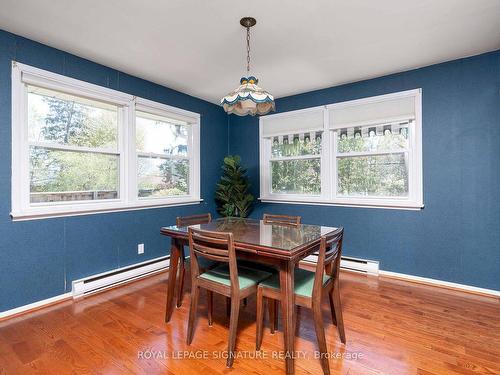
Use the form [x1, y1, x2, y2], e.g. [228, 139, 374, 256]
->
[162, 217, 337, 252]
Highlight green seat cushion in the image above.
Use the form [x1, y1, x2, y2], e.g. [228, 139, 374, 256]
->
[260, 268, 331, 297]
[199, 264, 272, 290]
[185, 255, 218, 270]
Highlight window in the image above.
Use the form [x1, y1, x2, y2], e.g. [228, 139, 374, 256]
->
[136, 110, 190, 198]
[270, 131, 322, 195]
[335, 122, 411, 198]
[12, 62, 201, 220]
[27, 86, 121, 204]
[260, 90, 423, 209]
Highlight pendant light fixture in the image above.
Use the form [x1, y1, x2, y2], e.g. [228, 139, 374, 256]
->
[221, 17, 275, 116]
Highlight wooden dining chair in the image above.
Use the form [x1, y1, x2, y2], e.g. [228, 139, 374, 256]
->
[298, 221, 337, 275]
[255, 227, 346, 375]
[175, 213, 213, 308]
[176, 213, 212, 228]
[263, 213, 301, 227]
[187, 227, 272, 368]
[260, 213, 302, 330]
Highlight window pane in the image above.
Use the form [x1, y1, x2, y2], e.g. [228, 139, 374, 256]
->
[337, 153, 408, 197]
[138, 157, 189, 198]
[28, 86, 118, 150]
[271, 132, 322, 158]
[30, 147, 119, 203]
[337, 125, 408, 153]
[136, 111, 189, 156]
[271, 159, 321, 195]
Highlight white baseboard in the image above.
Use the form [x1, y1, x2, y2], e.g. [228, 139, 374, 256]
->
[379, 270, 500, 298]
[0, 292, 73, 320]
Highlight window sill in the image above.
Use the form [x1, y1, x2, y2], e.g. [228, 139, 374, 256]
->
[259, 197, 424, 211]
[11, 198, 203, 221]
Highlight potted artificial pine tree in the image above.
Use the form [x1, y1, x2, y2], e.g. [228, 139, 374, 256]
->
[215, 155, 254, 217]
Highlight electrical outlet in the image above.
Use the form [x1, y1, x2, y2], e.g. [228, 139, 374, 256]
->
[137, 243, 144, 254]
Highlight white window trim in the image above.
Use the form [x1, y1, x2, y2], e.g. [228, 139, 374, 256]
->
[11, 62, 201, 221]
[259, 89, 423, 210]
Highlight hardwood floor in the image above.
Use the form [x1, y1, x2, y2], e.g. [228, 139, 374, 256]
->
[0, 270, 499, 375]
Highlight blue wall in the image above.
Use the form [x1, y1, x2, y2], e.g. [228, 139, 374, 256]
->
[229, 50, 500, 291]
[1, 29, 498, 312]
[0, 30, 228, 311]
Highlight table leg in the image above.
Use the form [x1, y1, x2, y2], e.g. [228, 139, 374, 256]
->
[165, 238, 181, 323]
[280, 261, 296, 375]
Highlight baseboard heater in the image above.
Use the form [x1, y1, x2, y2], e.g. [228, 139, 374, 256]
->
[72, 256, 170, 298]
[340, 256, 379, 275]
[301, 254, 379, 275]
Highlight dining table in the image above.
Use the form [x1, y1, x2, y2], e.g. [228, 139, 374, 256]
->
[160, 217, 338, 375]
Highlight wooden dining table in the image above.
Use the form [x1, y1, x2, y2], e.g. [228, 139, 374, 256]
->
[160, 217, 338, 375]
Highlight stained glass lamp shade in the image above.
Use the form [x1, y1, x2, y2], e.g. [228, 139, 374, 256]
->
[221, 76, 275, 116]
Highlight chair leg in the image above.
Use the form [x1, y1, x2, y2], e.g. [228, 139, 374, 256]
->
[312, 301, 330, 375]
[294, 304, 300, 336]
[268, 298, 278, 334]
[331, 282, 346, 344]
[226, 296, 240, 368]
[186, 285, 199, 345]
[268, 298, 275, 334]
[176, 259, 185, 308]
[226, 296, 231, 317]
[328, 289, 337, 326]
[207, 290, 213, 326]
[256, 289, 264, 350]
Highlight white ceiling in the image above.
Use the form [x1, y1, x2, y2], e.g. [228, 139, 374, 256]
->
[1, 0, 499, 104]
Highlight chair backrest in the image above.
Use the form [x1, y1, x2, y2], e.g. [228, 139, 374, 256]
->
[188, 227, 239, 291]
[176, 213, 212, 227]
[263, 213, 301, 227]
[312, 227, 344, 298]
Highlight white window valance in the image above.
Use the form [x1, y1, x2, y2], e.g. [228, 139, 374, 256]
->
[329, 95, 415, 129]
[271, 131, 323, 145]
[337, 120, 410, 140]
[261, 108, 324, 137]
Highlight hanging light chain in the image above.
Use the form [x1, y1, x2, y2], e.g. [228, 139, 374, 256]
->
[220, 17, 275, 115]
[246, 26, 251, 74]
